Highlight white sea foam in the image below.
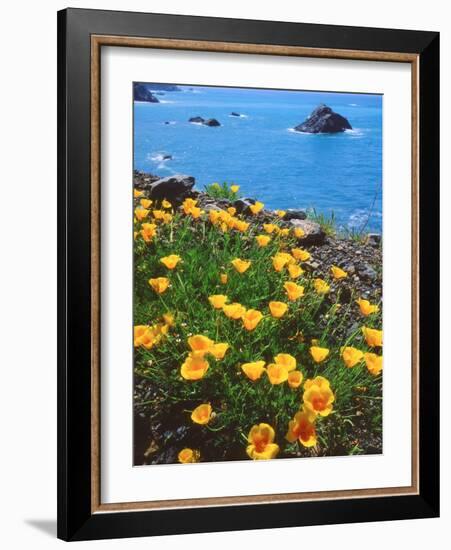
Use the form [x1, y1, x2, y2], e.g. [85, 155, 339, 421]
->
[345, 128, 364, 137]
[156, 163, 171, 171]
[147, 152, 172, 163]
[347, 209, 382, 230]
[287, 128, 314, 135]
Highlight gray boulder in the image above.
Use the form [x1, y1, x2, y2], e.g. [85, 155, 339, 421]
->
[289, 219, 325, 245]
[233, 197, 256, 214]
[284, 209, 307, 221]
[365, 233, 382, 247]
[294, 104, 352, 134]
[356, 263, 378, 282]
[147, 175, 195, 201]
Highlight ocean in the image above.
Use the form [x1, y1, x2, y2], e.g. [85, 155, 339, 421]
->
[134, 85, 383, 232]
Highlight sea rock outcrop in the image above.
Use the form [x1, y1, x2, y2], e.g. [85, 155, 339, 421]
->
[133, 83, 159, 103]
[204, 118, 221, 127]
[293, 104, 352, 134]
[189, 116, 221, 127]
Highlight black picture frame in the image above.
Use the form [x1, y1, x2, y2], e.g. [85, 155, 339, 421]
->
[57, 7, 439, 541]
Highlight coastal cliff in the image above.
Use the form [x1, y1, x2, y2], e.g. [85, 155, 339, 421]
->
[133, 83, 159, 103]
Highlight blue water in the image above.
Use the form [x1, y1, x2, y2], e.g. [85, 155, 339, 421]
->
[134, 85, 382, 232]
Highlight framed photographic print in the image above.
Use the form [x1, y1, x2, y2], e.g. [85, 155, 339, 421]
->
[57, 8, 440, 541]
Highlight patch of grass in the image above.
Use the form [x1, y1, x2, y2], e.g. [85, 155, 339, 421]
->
[307, 207, 337, 237]
[204, 181, 240, 201]
[308, 207, 378, 243]
[133, 193, 383, 463]
[341, 226, 369, 243]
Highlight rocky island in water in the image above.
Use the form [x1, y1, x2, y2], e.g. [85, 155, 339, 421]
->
[293, 104, 352, 134]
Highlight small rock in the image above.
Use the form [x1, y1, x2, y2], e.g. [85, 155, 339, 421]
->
[154, 447, 178, 465]
[304, 260, 320, 271]
[175, 425, 189, 441]
[189, 116, 204, 124]
[347, 322, 361, 337]
[233, 197, 256, 214]
[204, 118, 221, 127]
[202, 203, 225, 213]
[340, 287, 352, 303]
[366, 233, 382, 247]
[230, 112, 241, 117]
[289, 219, 325, 245]
[357, 264, 377, 282]
[284, 209, 307, 221]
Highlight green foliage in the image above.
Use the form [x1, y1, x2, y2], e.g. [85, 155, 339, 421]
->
[204, 181, 240, 201]
[341, 226, 369, 243]
[134, 206, 382, 463]
[307, 207, 337, 237]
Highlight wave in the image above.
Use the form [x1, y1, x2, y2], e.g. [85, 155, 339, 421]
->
[287, 128, 320, 135]
[287, 127, 304, 134]
[156, 163, 172, 171]
[345, 128, 364, 137]
[147, 152, 172, 163]
[348, 103, 358, 106]
[182, 88, 204, 94]
[347, 209, 382, 229]
[228, 114, 248, 118]
[288, 128, 362, 136]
